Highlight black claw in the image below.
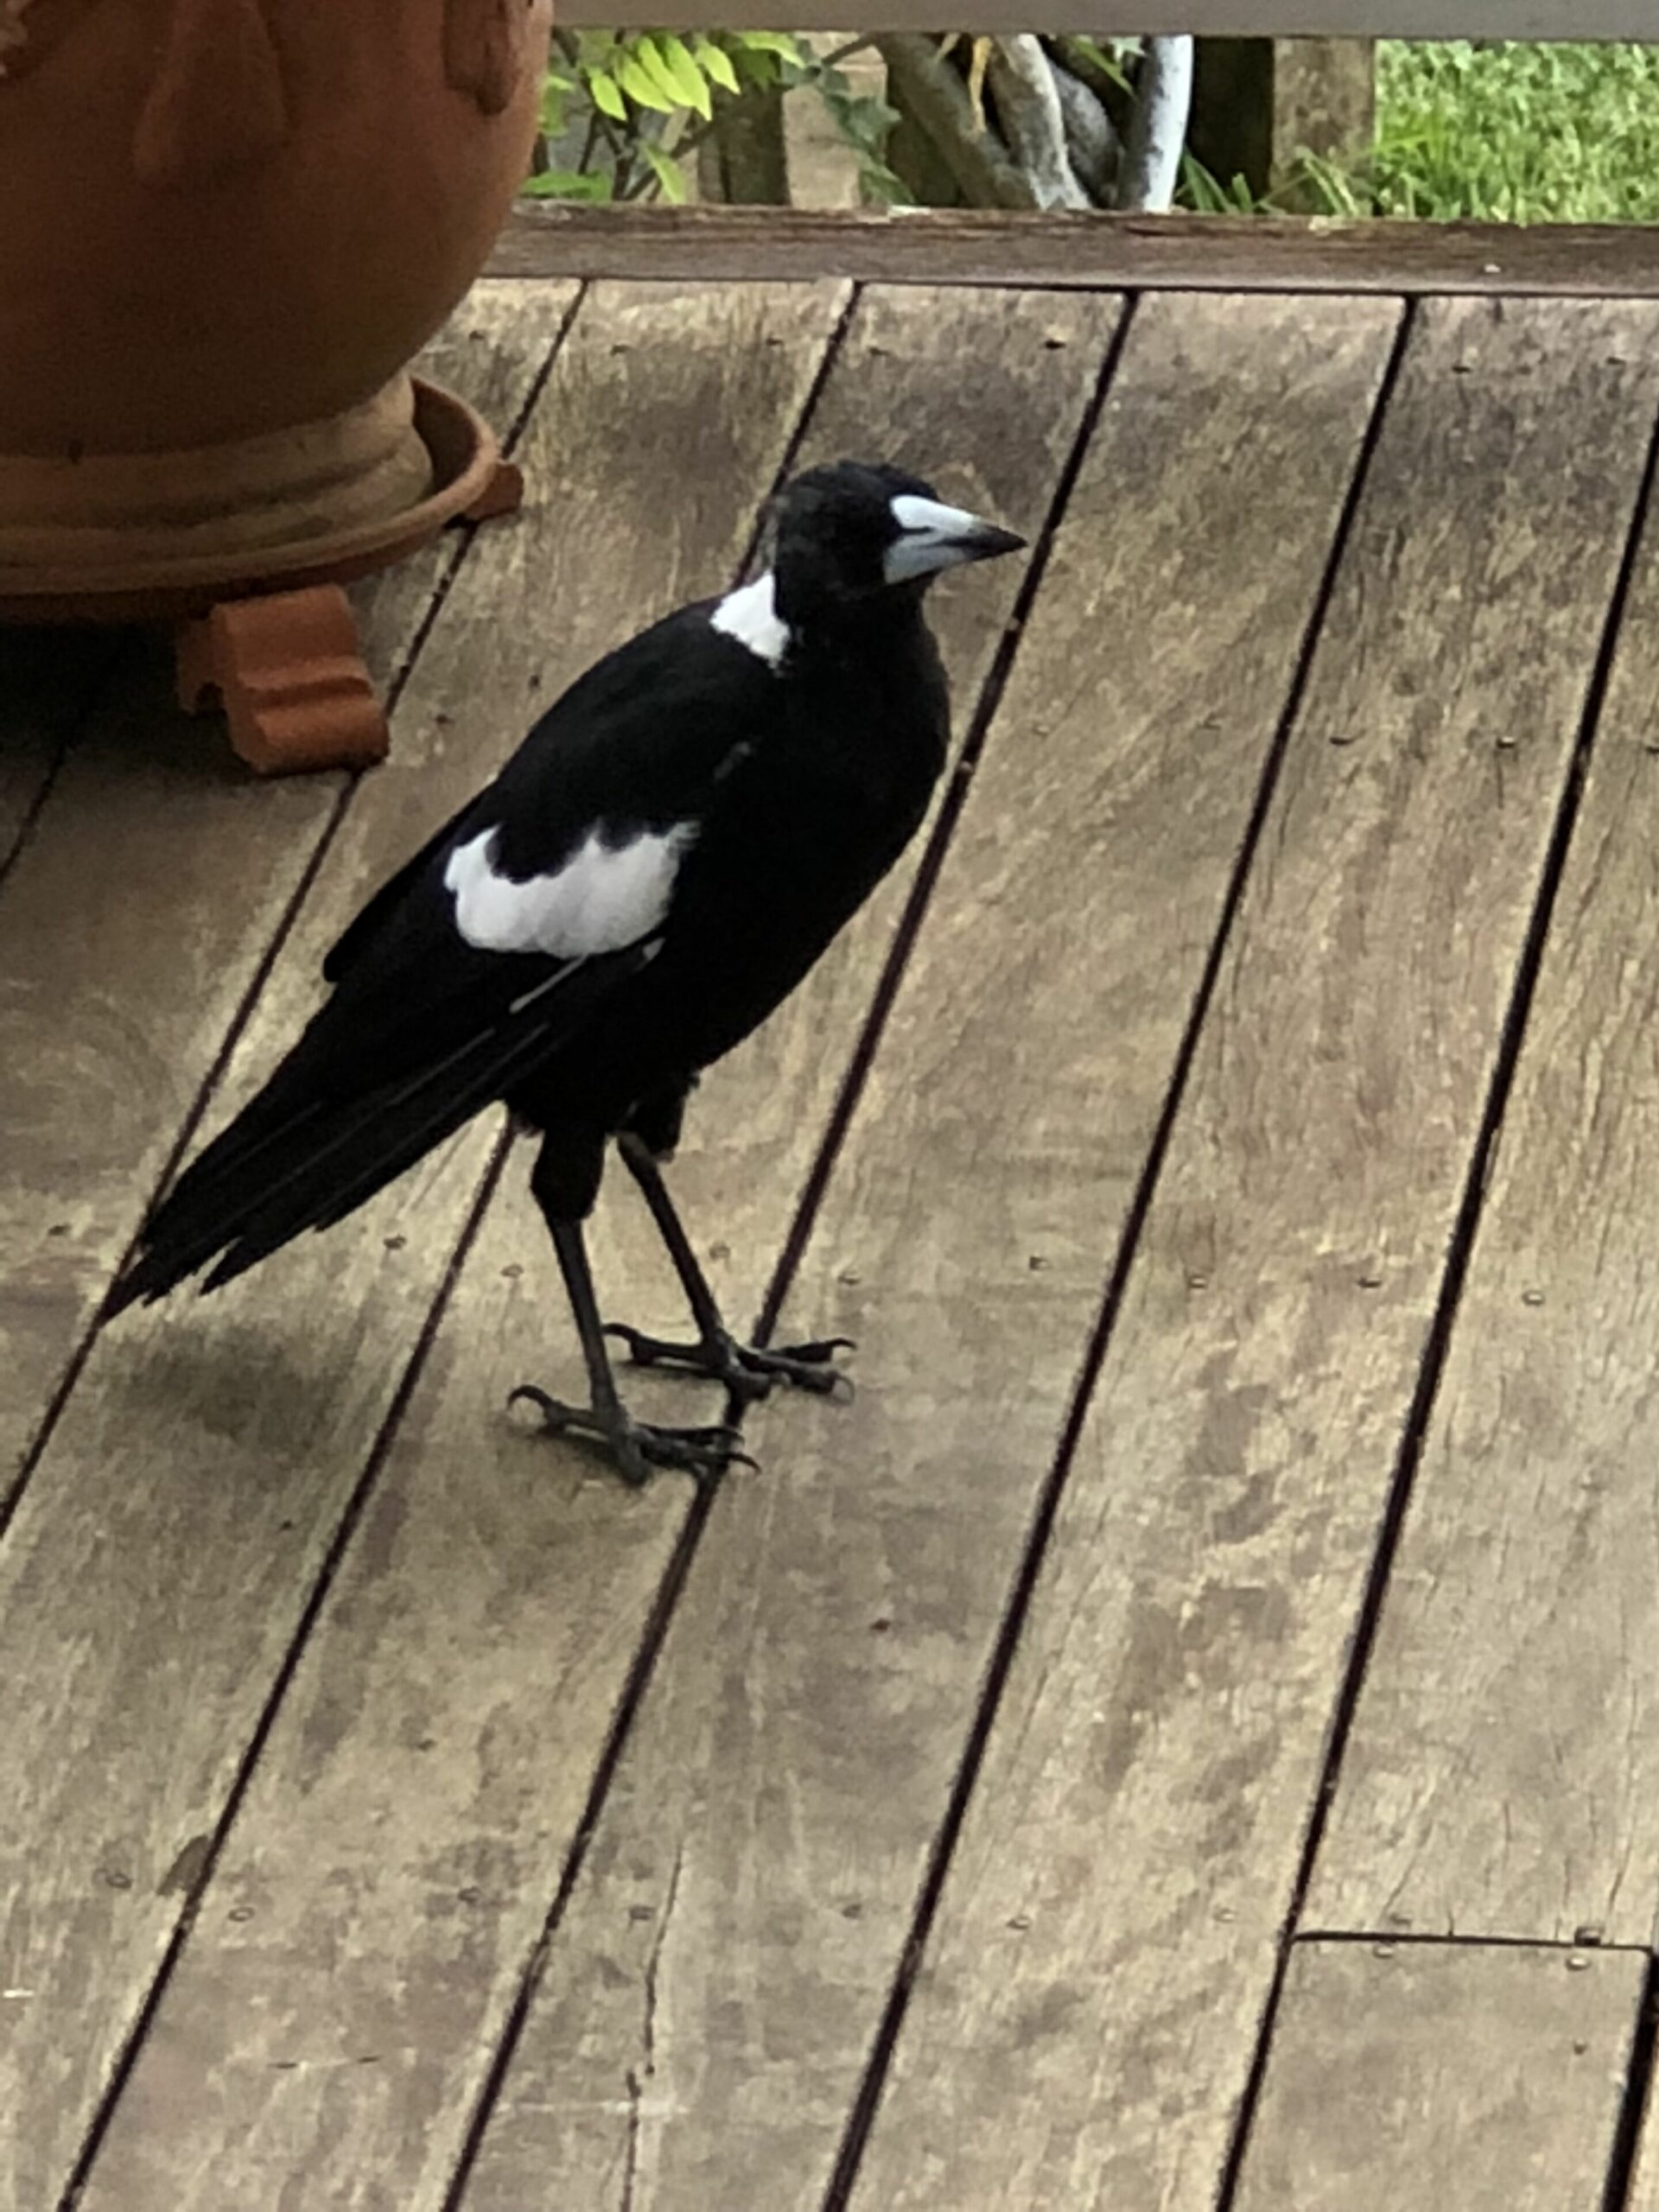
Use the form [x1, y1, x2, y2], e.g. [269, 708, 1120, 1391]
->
[772, 1336, 857, 1364]
[508, 1384, 754, 1487]
[602, 1323, 856, 1403]
[638, 1423, 759, 1483]
[601, 1322, 684, 1370]
[508, 1383, 556, 1416]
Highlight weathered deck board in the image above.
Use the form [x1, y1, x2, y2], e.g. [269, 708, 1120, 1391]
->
[843, 296, 1659, 2212]
[0, 285, 565, 1510]
[458, 291, 1400, 2212]
[598, 282, 1122, 1365]
[1232, 1942, 1644, 2212]
[72, 281, 1114, 2212]
[1303, 421, 1659, 1948]
[0, 281, 842, 2212]
[16, 273, 1659, 2211]
[0, 628, 121, 882]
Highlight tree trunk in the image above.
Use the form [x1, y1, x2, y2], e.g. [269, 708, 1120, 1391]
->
[876, 34, 1035, 210]
[698, 79, 790, 204]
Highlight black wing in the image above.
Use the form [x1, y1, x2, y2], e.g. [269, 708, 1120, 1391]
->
[109, 606, 777, 1309]
[321, 807, 471, 985]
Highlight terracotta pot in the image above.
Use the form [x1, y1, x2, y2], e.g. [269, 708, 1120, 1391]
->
[0, 0, 551, 582]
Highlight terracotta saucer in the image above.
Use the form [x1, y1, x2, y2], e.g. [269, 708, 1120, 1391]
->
[0, 380, 524, 773]
[0, 378, 514, 625]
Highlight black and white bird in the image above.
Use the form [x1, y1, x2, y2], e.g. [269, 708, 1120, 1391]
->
[109, 461, 1025, 1484]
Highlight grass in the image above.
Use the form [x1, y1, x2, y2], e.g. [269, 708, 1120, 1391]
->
[1306, 40, 1659, 223]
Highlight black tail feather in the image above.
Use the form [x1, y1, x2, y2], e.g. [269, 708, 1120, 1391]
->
[107, 944, 650, 1317]
[191, 1012, 580, 1298]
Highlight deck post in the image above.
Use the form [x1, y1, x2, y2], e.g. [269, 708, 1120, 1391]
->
[1189, 35, 1376, 207]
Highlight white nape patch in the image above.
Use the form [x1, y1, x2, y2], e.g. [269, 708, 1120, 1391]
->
[710, 571, 791, 668]
[444, 823, 695, 959]
[885, 493, 989, 585]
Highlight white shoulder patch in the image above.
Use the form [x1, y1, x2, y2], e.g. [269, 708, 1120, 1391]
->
[444, 823, 696, 959]
[710, 571, 791, 669]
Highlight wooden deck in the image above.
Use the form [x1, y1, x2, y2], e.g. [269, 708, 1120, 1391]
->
[8, 262, 1659, 2209]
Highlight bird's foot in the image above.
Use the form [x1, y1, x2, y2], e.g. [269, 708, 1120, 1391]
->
[603, 1323, 855, 1407]
[508, 1384, 753, 1490]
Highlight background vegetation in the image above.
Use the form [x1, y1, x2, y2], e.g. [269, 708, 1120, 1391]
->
[526, 29, 899, 206]
[1290, 41, 1659, 219]
[524, 36, 1659, 222]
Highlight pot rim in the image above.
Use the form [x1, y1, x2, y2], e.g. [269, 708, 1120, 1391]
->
[0, 378, 502, 621]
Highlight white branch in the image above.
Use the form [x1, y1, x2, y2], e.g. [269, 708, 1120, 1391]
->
[1116, 34, 1193, 213]
[986, 35, 1089, 211]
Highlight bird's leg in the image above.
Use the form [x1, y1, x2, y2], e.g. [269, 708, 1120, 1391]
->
[512, 1163, 749, 1487]
[604, 1131, 854, 1406]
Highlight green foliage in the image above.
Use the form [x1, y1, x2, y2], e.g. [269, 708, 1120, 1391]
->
[1060, 35, 1141, 91]
[1230, 41, 1659, 224]
[524, 34, 1659, 221]
[1369, 40, 1659, 222]
[526, 31, 785, 203]
[1178, 156, 1261, 214]
[524, 29, 901, 207]
[804, 51, 904, 206]
[1127, 37, 1659, 224]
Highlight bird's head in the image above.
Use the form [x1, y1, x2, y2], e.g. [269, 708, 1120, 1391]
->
[766, 460, 1025, 626]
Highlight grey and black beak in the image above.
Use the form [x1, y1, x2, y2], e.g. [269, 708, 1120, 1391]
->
[884, 493, 1027, 585]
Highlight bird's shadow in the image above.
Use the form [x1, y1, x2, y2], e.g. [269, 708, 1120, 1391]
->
[108, 1310, 352, 1486]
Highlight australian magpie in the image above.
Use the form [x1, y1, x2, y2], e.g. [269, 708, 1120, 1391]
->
[108, 460, 1025, 1485]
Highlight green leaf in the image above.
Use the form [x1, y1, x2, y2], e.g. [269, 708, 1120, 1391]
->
[1071, 34, 1133, 92]
[693, 35, 739, 93]
[633, 35, 705, 118]
[858, 156, 909, 208]
[734, 30, 802, 60]
[617, 54, 676, 113]
[731, 44, 778, 87]
[632, 39, 683, 110]
[654, 35, 713, 118]
[538, 67, 578, 133]
[810, 66, 899, 168]
[642, 141, 690, 203]
[522, 168, 615, 202]
[588, 68, 626, 121]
